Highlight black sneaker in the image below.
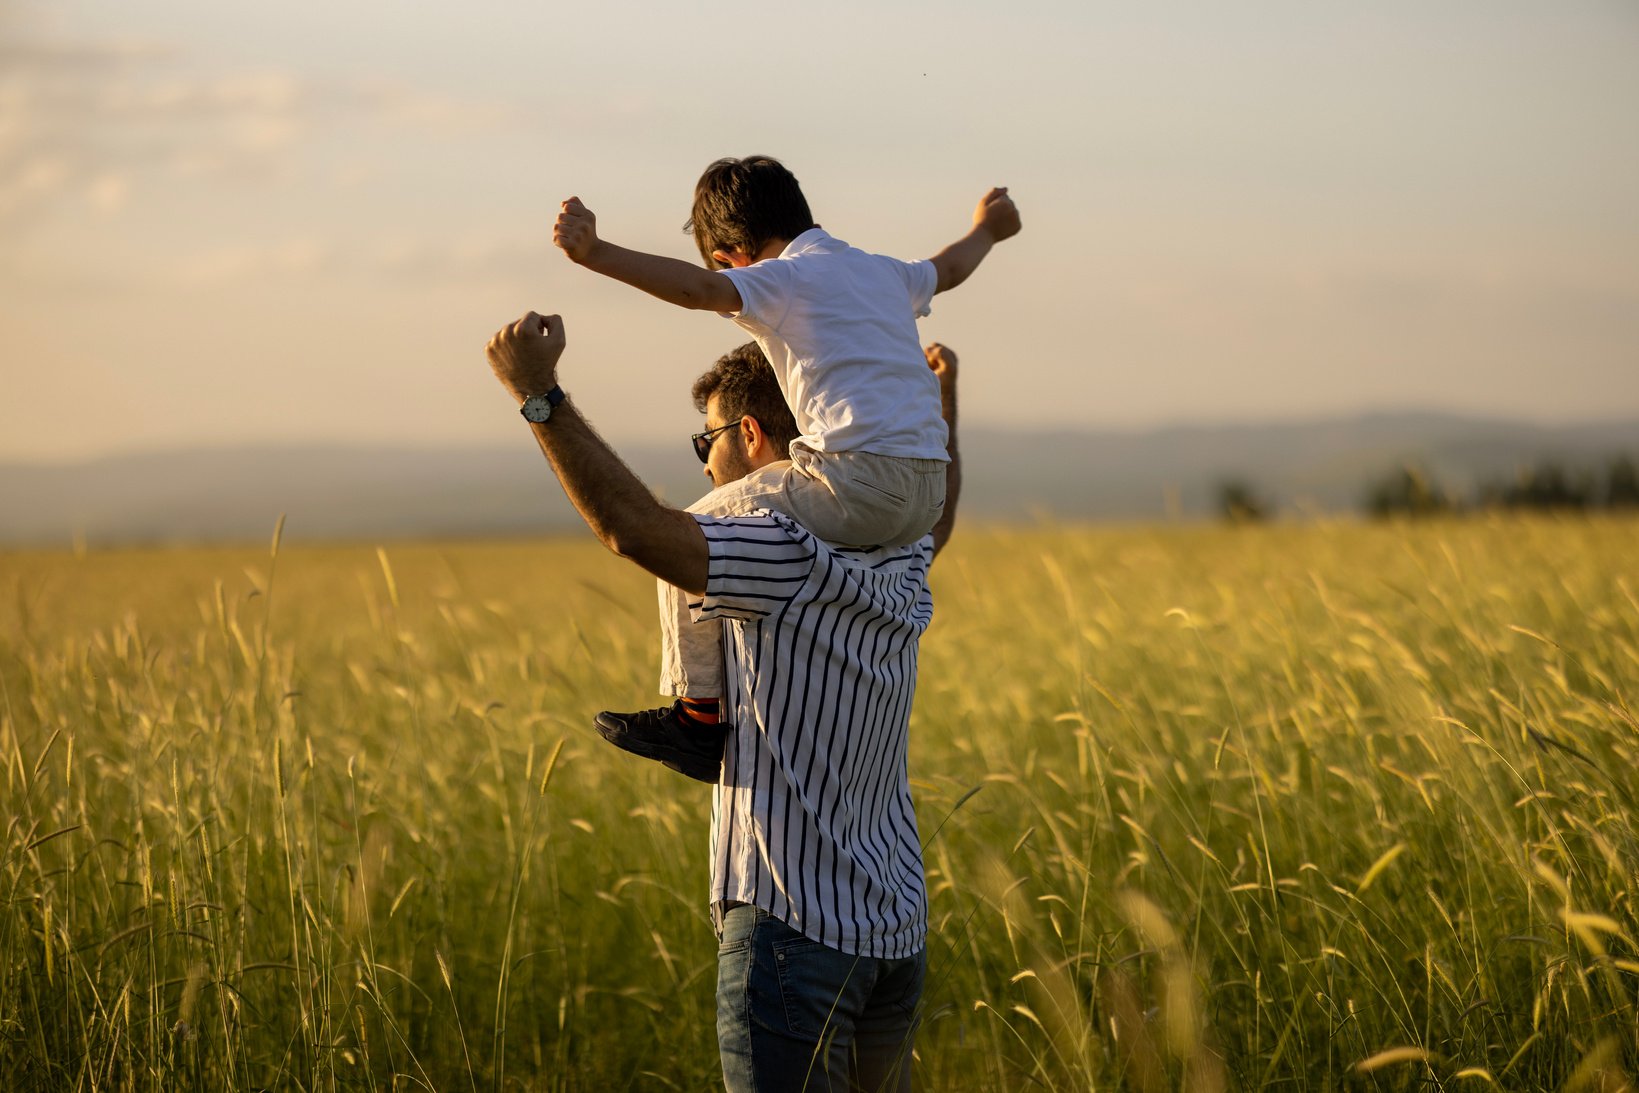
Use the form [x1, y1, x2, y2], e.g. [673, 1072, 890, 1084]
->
[594, 702, 728, 783]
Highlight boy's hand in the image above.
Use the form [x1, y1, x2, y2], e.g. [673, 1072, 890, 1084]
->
[924, 342, 958, 381]
[973, 187, 1021, 243]
[554, 197, 601, 264]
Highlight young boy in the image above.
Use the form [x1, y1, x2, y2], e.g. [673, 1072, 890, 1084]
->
[553, 155, 1019, 780]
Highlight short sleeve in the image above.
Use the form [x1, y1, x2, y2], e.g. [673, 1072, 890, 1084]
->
[691, 512, 819, 623]
[719, 261, 795, 330]
[899, 258, 937, 318]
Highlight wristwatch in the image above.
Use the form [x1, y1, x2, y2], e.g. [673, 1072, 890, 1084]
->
[519, 386, 565, 424]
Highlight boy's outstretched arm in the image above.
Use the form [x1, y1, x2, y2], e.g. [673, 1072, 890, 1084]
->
[929, 187, 1021, 294]
[554, 197, 742, 313]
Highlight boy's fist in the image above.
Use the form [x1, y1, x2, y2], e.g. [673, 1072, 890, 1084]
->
[553, 197, 600, 263]
[974, 187, 1020, 243]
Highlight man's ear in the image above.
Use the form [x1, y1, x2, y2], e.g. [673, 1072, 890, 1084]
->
[739, 415, 766, 460]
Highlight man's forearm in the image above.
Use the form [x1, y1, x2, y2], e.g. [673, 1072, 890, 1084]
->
[931, 374, 961, 556]
[579, 242, 741, 312]
[525, 399, 708, 594]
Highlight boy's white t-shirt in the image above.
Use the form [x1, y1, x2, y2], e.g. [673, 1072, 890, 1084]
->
[718, 228, 949, 461]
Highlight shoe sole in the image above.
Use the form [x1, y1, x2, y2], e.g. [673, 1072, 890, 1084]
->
[594, 712, 723, 783]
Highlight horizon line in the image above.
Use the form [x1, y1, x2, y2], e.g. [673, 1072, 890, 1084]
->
[5, 407, 1639, 468]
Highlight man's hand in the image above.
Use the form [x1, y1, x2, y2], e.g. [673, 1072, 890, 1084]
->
[486, 311, 565, 404]
[973, 187, 1021, 243]
[926, 342, 961, 558]
[924, 342, 958, 382]
[553, 197, 602, 264]
[925, 340, 958, 421]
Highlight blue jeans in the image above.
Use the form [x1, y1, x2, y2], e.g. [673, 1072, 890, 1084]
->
[716, 905, 926, 1093]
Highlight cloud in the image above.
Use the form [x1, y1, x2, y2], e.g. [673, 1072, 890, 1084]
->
[86, 172, 129, 212]
[174, 238, 335, 284]
[0, 37, 173, 72]
[161, 233, 539, 288]
[345, 78, 515, 134]
[0, 30, 514, 229]
[365, 236, 542, 278]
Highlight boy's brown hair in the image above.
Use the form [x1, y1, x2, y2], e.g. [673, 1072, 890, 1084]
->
[683, 156, 816, 269]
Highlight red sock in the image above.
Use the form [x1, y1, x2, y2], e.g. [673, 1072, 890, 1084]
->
[678, 697, 721, 726]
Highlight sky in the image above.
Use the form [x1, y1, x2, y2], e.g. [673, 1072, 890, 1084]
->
[2, 0, 1637, 463]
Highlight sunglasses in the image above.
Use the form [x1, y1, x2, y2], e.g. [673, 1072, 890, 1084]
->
[690, 421, 738, 464]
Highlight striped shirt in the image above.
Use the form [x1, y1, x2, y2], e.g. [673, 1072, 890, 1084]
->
[692, 511, 933, 959]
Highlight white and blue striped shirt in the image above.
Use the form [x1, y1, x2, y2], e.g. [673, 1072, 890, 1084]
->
[692, 511, 933, 959]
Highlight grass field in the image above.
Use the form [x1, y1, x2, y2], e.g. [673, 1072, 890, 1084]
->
[3, 517, 1637, 1090]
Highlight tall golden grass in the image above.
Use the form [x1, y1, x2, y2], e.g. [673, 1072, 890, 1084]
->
[3, 515, 1636, 1090]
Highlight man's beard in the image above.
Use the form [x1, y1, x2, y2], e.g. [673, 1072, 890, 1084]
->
[710, 438, 756, 488]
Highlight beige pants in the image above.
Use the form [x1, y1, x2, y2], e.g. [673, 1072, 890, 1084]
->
[658, 445, 946, 696]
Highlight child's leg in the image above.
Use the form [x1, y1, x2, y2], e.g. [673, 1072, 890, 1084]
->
[656, 578, 722, 698]
[784, 447, 949, 548]
[656, 460, 807, 706]
[655, 451, 945, 704]
[597, 466, 811, 782]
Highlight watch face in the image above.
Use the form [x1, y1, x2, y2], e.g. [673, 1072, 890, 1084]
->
[520, 396, 553, 424]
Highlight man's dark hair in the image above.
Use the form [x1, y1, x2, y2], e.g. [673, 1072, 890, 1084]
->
[692, 342, 800, 450]
[683, 156, 816, 268]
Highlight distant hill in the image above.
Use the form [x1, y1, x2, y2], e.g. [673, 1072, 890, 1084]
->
[3, 413, 1636, 546]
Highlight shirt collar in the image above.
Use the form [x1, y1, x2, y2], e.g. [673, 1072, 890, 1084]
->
[781, 227, 842, 258]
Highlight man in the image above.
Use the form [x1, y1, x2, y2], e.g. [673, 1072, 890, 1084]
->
[485, 313, 962, 1091]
